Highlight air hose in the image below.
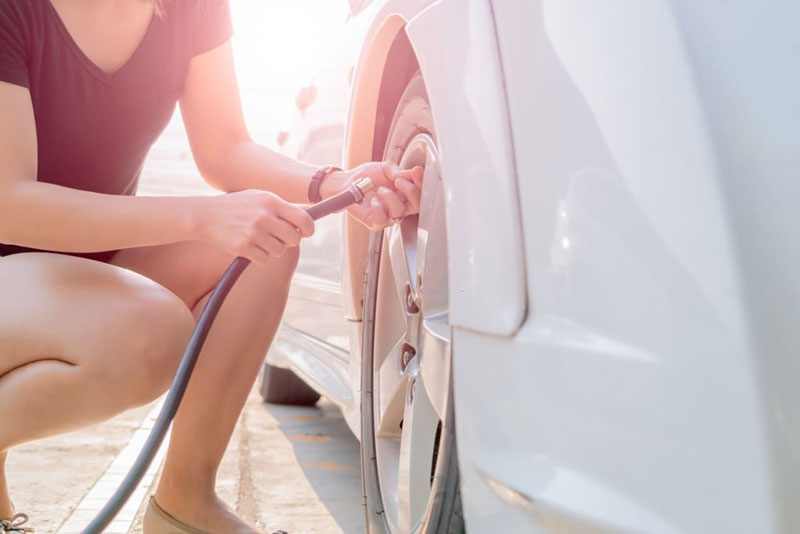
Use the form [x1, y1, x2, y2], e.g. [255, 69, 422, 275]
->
[82, 177, 375, 533]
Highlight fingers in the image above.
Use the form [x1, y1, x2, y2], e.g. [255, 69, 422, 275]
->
[260, 234, 287, 257]
[250, 219, 288, 255]
[245, 244, 272, 265]
[267, 216, 303, 247]
[374, 161, 399, 189]
[347, 162, 424, 230]
[368, 197, 389, 228]
[377, 186, 407, 219]
[383, 164, 423, 215]
[277, 202, 315, 238]
[394, 178, 420, 213]
[393, 165, 424, 189]
[345, 201, 383, 231]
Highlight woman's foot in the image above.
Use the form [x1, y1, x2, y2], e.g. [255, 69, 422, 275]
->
[151, 490, 260, 534]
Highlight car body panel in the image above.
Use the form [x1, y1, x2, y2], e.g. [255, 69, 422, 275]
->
[270, 0, 799, 532]
[405, 0, 528, 337]
[450, 1, 796, 533]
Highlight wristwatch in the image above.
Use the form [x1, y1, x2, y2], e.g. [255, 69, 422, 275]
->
[307, 164, 342, 204]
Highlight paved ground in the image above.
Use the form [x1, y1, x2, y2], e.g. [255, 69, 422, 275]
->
[6, 405, 153, 534]
[7, 387, 365, 534]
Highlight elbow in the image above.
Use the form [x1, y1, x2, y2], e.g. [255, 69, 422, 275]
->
[195, 159, 225, 191]
[194, 135, 252, 193]
[191, 145, 220, 187]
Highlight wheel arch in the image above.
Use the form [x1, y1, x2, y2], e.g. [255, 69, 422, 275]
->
[342, 0, 529, 346]
[341, 13, 418, 331]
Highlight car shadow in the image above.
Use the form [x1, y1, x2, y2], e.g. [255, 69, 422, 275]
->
[258, 398, 366, 534]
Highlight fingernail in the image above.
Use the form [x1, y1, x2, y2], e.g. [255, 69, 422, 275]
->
[378, 186, 391, 194]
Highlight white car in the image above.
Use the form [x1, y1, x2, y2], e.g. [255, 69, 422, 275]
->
[260, 1, 800, 533]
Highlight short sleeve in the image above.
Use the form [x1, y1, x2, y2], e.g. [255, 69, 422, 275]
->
[190, 0, 233, 57]
[0, 2, 29, 88]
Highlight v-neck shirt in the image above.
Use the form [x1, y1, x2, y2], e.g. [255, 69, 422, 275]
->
[0, 0, 233, 261]
[44, 0, 159, 82]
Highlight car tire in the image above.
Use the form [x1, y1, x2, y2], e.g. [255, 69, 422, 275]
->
[360, 72, 464, 534]
[259, 362, 321, 406]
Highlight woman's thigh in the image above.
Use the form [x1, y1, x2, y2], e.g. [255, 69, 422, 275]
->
[110, 241, 233, 310]
[109, 240, 300, 311]
[0, 252, 194, 379]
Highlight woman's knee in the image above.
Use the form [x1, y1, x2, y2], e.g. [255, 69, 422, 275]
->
[278, 244, 301, 276]
[0, 253, 195, 407]
[242, 245, 300, 297]
[92, 285, 195, 407]
[267, 245, 301, 281]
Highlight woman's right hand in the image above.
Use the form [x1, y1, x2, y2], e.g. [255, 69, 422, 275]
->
[196, 190, 315, 265]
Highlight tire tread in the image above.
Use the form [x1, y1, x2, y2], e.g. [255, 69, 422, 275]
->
[259, 363, 321, 406]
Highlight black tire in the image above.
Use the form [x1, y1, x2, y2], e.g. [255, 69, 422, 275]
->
[359, 73, 464, 534]
[259, 362, 321, 406]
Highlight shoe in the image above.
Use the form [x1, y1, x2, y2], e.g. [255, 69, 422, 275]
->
[143, 496, 288, 534]
[143, 497, 208, 534]
[0, 513, 33, 533]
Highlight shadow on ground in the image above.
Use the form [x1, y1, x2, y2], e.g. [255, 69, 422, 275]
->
[246, 397, 366, 534]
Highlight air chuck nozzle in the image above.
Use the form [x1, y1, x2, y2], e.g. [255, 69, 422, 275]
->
[305, 177, 376, 220]
[352, 177, 376, 203]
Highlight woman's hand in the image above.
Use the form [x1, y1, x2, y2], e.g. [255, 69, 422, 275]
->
[197, 190, 315, 265]
[320, 161, 424, 231]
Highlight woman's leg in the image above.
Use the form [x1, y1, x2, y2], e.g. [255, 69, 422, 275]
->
[0, 252, 195, 518]
[0, 452, 9, 517]
[110, 241, 300, 533]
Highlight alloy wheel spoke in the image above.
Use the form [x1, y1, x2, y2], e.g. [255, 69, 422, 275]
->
[387, 221, 418, 305]
[419, 313, 451, 421]
[375, 338, 410, 436]
[375, 236, 413, 357]
[396, 361, 440, 533]
[415, 146, 448, 316]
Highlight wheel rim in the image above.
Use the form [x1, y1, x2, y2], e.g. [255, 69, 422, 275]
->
[373, 133, 451, 533]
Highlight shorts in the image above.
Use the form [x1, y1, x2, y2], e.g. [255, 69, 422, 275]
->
[0, 244, 120, 264]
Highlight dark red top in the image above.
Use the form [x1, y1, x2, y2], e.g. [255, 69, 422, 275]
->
[0, 0, 233, 262]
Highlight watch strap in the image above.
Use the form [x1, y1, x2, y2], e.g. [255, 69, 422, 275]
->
[307, 165, 342, 204]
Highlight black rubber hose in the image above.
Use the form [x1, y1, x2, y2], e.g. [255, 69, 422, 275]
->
[83, 180, 372, 533]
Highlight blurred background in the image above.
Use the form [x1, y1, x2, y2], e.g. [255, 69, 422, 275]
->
[139, 0, 350, 196]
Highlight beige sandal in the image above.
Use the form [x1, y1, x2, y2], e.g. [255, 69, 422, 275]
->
[142, 497, 288, 534]
[143, 497, 208, 534]
[0, 513, 34, 533]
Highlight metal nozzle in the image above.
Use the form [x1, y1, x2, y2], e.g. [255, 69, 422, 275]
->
[351, 177, 376, 203]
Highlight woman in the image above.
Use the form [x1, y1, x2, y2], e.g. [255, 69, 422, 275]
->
[0, 0, 422, 532]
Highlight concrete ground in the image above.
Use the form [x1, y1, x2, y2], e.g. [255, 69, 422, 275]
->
[7, 387, 365, 534]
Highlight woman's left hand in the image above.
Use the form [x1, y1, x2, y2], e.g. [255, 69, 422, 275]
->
[321, 161, 424, 231]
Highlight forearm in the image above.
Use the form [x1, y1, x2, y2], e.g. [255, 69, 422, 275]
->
[204, 140, 344, 204]
[0, 181, 203, 253]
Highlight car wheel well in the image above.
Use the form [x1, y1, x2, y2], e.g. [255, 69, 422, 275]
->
[370, 30, 420, 161]
[343, 27, 422, 327]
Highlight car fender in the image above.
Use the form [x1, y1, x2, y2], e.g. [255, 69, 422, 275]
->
[342, 0, 528, 344]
